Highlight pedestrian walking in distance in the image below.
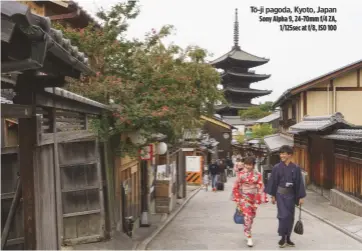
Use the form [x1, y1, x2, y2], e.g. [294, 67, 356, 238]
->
[203, 171, 209, 191]
[265, 145, 306, 248]
[208, 159, 220, 192]
[234, 157, 244, 175]
[232, 156, 268, 247]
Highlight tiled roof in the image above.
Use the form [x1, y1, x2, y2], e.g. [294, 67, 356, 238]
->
[264, 133, 294, 153]
[215, 103, 256, 111]
[323, 129, 362, 143]
[221, 116, 257, 126]
[183, 129, 203, 140]
[256, 111, 280, 123]
[289, 112, 352, 134]
[222, 70, 270, 80]
[1, 1, 93, 75]
[44, 88, 109, 109]
[223, 87, 272, 95]
[210, 47, 269, 68]
[206, 115, 236, 129]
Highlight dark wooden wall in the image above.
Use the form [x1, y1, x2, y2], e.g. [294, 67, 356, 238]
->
[334, 141, 362, 200]
[308, 135, 335, 189]
[203, 121, 231, 159]
[1, 103, 108, 249]
[294, 135, 311, 184]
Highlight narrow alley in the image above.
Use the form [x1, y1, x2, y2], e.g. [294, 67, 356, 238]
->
[147, 178, 362, 250]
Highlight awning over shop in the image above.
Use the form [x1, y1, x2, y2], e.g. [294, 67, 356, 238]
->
[323, 129, 362, 143]
[256, 111, 280, 123]
[264, 133, 293, 153]
[289, 112, 352, 134]
[247, 139, 261, 145]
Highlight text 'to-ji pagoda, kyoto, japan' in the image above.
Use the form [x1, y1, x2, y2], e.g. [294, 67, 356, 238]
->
[210, 8, 271, 127]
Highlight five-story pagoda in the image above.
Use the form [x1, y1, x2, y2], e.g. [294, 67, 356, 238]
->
[211, 9, 271, 116]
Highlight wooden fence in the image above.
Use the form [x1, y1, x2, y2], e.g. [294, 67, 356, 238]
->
[334, 141, 362, 200]
[1, 87, 111, 249]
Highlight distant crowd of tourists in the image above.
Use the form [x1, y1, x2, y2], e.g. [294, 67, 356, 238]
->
[203, 145, 306, 248]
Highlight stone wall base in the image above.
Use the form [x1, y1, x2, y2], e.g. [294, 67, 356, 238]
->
[330, 189, 362, 217]
[307, 183, 331, 200]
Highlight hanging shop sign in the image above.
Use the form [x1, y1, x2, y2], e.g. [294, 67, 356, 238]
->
[139, 144, 153, 160]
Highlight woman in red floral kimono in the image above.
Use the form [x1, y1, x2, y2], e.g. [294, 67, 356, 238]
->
[232, 156, 268, 247]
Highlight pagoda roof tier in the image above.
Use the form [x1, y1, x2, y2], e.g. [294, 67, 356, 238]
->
[215, 103, 256, 111]
[222, 70, 270, 82]
[224, 87, 272, 96]
[211, 9, 270, 69]
[210, 47, 269, 69]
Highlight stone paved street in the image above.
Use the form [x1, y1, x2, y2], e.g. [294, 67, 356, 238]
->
[147, 178, 362, 250]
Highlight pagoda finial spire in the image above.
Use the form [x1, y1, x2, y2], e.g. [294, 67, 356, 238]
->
[233, 8, 240, 50]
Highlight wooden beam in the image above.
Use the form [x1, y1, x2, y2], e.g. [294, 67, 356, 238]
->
[35, 92, 105, 115]
[48, 10, 80, 21]
[357, 68, 360, 87]
[39, 130, 96, 146]
[303, 91, 307, 116]
[18, 115, 38, 249]
[291, 61, 362, 95]
[200, 115, 231, 129]
[1, 146, 18, 155]
[308, 87, 362, 91]
[63, 209, 101, 218]
[95, 138, 106, 237]
[1, 119, 5, 148]
[16, 88, 38, 249]
[51, 108, 63, 247]
[1, 178, 22, 249]
[48, 1, 69, 8]
[1, 104, 33, 118]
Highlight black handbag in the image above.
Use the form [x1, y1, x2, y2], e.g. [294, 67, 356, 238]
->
[294, 205, 304, 235]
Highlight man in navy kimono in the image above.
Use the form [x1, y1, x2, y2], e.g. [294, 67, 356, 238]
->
[265, 145, 306, 248]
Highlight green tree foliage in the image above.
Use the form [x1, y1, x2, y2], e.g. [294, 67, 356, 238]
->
[238, 101, 274, 120]
[259, 101, 274, 112]
[235, 134, 245, 144]
[54, 1, 224, 155]
[251, 124, 275, 139]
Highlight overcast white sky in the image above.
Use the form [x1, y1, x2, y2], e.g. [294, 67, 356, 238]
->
[80, 0, 362, 104]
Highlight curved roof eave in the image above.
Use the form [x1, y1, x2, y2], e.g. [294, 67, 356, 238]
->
[223, 88, 272, 97]
[210, 48, 269, 66]
[222, 71, 271, 80]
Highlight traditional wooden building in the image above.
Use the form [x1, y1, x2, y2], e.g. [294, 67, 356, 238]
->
[289, 113, 352, 193]
[255, 111, 280, 130]
[0, 2, 108, 250]
[322, 129, 362, 216]
[274, 59, 362, 128]
[17, 0, 99, 28]
[269, 59, 362, 215]
[200, 115, 234, 159]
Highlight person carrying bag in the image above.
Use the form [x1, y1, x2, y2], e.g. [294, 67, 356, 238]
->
[232, 156, 268, 247]
[294, 205, 304, 235]
[233, 206, 244, 224]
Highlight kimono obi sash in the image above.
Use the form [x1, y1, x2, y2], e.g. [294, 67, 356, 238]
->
[241, 183, 258, 194]
[277, 186, 294, 195]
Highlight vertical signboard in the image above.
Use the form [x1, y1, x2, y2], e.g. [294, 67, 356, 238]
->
[185, 156, 202, 185]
